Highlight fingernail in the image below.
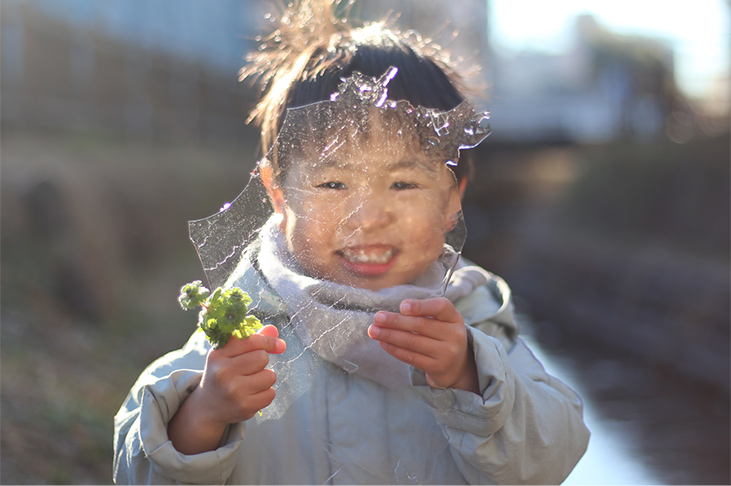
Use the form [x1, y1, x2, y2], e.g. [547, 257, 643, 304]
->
[400, 300, 412, 314]
[374, 312, 386, 323]
[368, 325, 380, 338]
[274, 339, 287, 353]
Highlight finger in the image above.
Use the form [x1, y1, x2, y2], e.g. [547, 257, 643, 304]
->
[239, 368, 278, 392]
[369, 324, 441, 358]
[245, 386, 277, 415]
[226, 382, 277, 421]
[229, 349, 270, 375]
[218, 331, 286, 358]
[400, 298, 462, 323]
[251, 326, 286, 353]
[378, 340, 438, 371]
[371, 311, 445, 341]
[257, 324, 279, 339]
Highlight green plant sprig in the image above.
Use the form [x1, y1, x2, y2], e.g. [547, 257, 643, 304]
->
[178, 280, 263, 349]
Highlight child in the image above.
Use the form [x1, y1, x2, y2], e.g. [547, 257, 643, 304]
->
[114, 2, 589, 484]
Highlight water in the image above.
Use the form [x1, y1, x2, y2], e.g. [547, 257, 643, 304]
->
[524, 336, 662, 485]
[524, 333, 730, 485]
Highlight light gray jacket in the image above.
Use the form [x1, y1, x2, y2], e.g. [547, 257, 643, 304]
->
[114, 258, 589, 484]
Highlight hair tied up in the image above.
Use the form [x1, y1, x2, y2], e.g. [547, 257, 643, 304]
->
[240, 1, 358, 151]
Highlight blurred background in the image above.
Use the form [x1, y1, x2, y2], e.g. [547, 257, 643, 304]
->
[1, 0, 728, 483]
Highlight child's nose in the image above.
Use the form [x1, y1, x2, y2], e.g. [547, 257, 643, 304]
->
[344, 197, 394, 230]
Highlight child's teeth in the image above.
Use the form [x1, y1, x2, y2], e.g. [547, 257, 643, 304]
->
[342, 248, 395, 264]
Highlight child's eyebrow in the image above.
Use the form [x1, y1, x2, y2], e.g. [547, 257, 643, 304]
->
[306, 159, 349, 171]
[304, 157, 439, 173]
[387, 158, 437, 173]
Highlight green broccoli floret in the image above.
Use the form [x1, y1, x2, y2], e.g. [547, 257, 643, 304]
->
[178, 280, 210, 310]
[178, 281, 262, 349]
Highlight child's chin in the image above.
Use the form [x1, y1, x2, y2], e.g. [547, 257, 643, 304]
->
[338, 271, 417, 292]
[317, 270, 390, 291]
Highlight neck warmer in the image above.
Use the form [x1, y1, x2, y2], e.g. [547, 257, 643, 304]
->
[257, 217, 490, 389]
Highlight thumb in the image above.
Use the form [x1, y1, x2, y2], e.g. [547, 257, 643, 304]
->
[257, 324, 279, 339]
[256, 325, 286, 354]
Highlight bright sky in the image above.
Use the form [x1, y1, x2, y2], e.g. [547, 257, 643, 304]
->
[489, 0, 730, 99]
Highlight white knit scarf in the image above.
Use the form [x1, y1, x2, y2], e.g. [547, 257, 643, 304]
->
[257, 217, 490, 389]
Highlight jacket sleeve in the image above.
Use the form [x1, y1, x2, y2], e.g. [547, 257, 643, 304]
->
[113, 336, 246, 485]
[411, 328, 590, 485]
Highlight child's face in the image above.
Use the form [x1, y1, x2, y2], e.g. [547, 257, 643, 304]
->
[266, 123, 462, 291]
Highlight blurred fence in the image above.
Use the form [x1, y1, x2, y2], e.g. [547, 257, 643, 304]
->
[1, 1, 258, 145]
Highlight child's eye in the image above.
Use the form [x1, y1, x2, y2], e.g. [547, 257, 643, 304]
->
[391, 181, 419, 190]
[318, 181, 347, 190]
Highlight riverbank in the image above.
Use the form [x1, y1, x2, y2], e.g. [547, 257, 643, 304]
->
[463, 135, 730, 484]
[2, 130, 728, 484]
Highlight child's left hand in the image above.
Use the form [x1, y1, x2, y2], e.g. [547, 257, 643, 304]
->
[368, 297, 479, 394]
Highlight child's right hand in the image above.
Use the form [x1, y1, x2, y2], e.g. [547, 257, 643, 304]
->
[199, 324, 286, 422]
[168, 325, 286, 454]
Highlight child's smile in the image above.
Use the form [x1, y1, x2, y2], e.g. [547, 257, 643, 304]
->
[339, 245, 396, 265]
[269, 122, 463, 291]
[337, 245, 398, 274]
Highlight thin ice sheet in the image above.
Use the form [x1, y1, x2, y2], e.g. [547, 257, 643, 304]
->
[186, 67, 491, 482]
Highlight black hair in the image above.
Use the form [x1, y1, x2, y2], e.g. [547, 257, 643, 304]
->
[240, 1, 475, 184]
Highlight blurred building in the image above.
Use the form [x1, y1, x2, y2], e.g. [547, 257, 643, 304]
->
[1, 0, 491, 144]
[486, 14, 684, 143]
[2, 1, 716, 145]
[354, 0, 490, 86]
[1, 0, 266, 143]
